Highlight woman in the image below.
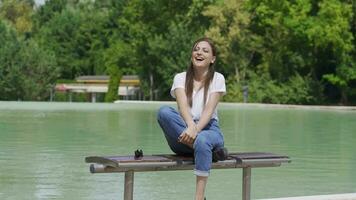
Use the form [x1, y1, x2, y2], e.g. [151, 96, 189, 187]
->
[157, 37, 227, 200]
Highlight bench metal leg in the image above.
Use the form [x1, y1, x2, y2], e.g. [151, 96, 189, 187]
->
[242, 167, 251, 200]
[124, 171, 134, 200]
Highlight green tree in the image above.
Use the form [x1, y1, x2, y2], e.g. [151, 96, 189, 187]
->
[34, 8, 82, 79]
[104, 63, 122, 102]
[0, 0, 34, 34]
[34, 2, 109, 79]
[310, 0, 355, 104]
[119, 0, 212, 100]
[245, 0, 322, 104]
[0, 21, 58, 100]
[204, 0, 354, 104]
[32, 0, 67, 30]
[204, 0, 258, 83]
[251, 0, 354, 104]
[146, 22, 200, 100]
[103, 40, 135, 102]
[0, 20, 22, 100]
[18, 40, 59, 100]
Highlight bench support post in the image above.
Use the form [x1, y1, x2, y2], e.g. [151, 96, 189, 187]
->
[124, 171, 134, 200]
[242, 167, 251, 200]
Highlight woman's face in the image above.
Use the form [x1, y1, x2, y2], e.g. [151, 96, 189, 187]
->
[191, 41, 216, 70]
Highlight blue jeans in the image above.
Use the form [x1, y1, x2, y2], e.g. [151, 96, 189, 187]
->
[157, 106, 224, 177]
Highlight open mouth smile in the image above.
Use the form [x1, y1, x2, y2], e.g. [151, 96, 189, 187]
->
[195, 57, 205, 62]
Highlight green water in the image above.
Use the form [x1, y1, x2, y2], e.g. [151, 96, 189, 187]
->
[0, 102, 355, 200]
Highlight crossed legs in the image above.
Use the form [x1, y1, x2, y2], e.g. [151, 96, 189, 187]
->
[157, 106, 224, 200]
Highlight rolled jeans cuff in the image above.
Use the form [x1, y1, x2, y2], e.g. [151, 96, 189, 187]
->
[194, 169, 210, 177]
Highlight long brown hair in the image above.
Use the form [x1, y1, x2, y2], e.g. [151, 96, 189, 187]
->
[185, 37, 217, 107]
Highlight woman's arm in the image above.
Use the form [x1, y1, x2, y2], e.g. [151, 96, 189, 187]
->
[195, 92, 223, 132]
[175, 88, 195, 127]
[177, 90, 223, 146]
[174, 88, 198, 146]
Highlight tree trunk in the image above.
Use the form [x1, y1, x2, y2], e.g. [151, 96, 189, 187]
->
[235, 65, 240, 83]
[340, 88, 348, 105]
[149, 72, 153, 101]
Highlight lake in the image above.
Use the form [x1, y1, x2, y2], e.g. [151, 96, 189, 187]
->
[0, 101, 355, 199]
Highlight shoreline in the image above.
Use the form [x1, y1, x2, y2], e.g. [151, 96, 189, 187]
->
[0, 100, 355, 111]
[114, 100, 356, 111]
[260, 193, 356, 200]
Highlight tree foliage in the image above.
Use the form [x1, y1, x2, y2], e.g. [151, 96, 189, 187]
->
[0, 0, 354, 104]
[0, 21, 58, 100]
[0, 0, 34, 34]
[205, 0, 354, 104]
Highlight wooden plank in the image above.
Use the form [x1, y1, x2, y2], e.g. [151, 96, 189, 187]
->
[85, 155, 173, 165]
[105, 155, 173, 163]
[85, 152, 291, 171]
[228, 152, 290, 165]
[85, 156, 118, 168]
[229, 152, 290, 160]
[85, 154, 192, 165]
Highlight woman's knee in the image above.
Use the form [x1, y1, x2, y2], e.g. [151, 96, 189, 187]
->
[157, 106, 174, 121]
[194, 134, 211, 151]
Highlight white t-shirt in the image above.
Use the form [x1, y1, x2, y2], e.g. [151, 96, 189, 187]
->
[170, 72, 226, 120]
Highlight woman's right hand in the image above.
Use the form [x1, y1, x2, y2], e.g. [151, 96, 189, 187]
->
[178, 125, 198, 147]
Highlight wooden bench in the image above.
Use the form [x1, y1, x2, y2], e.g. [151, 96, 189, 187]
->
[85, 152, 291, 200]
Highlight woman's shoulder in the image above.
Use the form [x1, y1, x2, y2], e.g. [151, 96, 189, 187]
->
[176, 71, 186, 77]
[174, 71, 186, 79]
[213, 72, 225, 80]
[173, 72, 186, 83]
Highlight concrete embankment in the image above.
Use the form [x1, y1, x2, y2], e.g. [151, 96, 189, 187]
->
[260, 193, 356, 200]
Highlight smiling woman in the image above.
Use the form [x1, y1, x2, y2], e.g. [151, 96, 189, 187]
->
[157, 37, 227, 200]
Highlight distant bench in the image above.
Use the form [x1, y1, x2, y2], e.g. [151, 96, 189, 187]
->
[85, 152, 291, 200]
